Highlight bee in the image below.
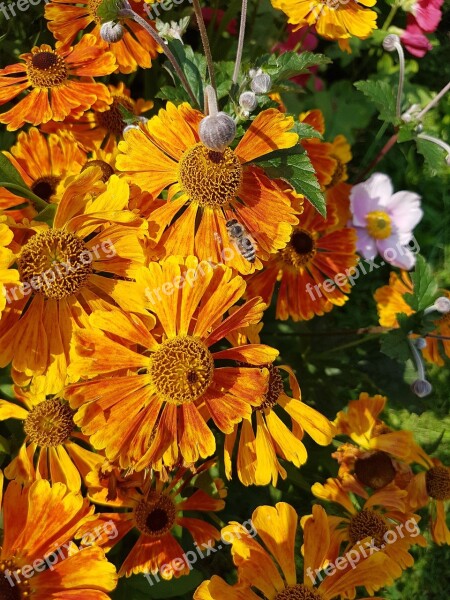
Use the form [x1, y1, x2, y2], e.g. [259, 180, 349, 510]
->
[226, 219, 256, 263]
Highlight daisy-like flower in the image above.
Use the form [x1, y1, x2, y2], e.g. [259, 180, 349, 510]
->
[334, 392, 430, 489]
[311, 476, 427, 576]
[245, 194, 358, 321]
[271, 0, 378, 52]
[225, 353, 335, 486]
[65, 256, 277, 470]
[0, 35, 116, 131]
[0, 219, 20, 316]
[0, 476, 117, 599]
[349, 172, 423, 269]
[194, 502, 398, 599]
[45, 0, 160, 74]
[374, 272, 450, 366]
[0, 128, 87, 220]
[0, 167, 147, 394]
[0, 379, 101, 491]
[117, 103, 300, 274]
[407, 456, 450, 545]
[76, 464, 225, 577]
[41, 82, 153, 151]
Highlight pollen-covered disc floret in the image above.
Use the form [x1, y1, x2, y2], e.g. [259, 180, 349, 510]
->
[354, 451, 396, 489]
[348, 508, 388, 546]
[0, 558, 29, 600]
[31, 175, 61, 202]
[96, 96, 134, 137]
[366, 210, 392, 240]
[426, 466, 450, 500]
[149, 336, 214, 405]
[24, 399, 75, 447]
[26, 49, 68, 88]
[275, 584, 323, 600]
[280, 229, 317, 268]
[134, 492, 177, 537]
[256, 364, 284, 411]
[178, 142, 243, 207]
[18, 229, 93, 300]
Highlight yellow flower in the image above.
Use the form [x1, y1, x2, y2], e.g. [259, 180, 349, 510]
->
[0, 219, 20, 316]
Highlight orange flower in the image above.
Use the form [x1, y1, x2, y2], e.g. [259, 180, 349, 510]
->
[65, 256, 277, 470]
[0, 476, 117, 599]
[246, 195, 358, 320]
[45, 0, 160, 74]
[0, 219, 20, 316]
[0, 35, 116, 130]
[117, 103, 300, 274]
[76, 464, 225, 577]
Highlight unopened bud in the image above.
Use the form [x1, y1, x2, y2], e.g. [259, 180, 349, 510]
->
[415, 337, 427, 350]
[383, 34, 401, 52]
[251, 73, 271, 94]
[411, 379, 432, 398]
[239, 91, 258, 112]
[199, 112, 236, 152]
[434, 296, 450, 314]
[100, 21, 125, 44]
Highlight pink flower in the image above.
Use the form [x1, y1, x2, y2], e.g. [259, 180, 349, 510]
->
[402, 18, 433, 58]
[401, 0, 443, 57]
[201, 8, 237, 36]
[349, 173, 423, 269]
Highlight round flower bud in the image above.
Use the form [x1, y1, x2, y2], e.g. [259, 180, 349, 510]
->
[249, 67, 262, 79]
[415, 337, 427, 350]
[434, 296, 450, 314]
[100, 21, 125, 44]
[239, 91, 258, 112]
[411, 379, 432, 398]
[383, 34, 401, 52]
[199, 112, 236, 152]
[251, 73, 272, 95]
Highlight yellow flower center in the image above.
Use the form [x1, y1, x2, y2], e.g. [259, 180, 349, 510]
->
[149, 336, 214, 405]
[26, 49, 68, 88]
[0, 558, 29, 600]
[354, 451, 396, 490]
[256, 364, 284, 411]
[87, 0, 102, 23]
[96, 96, 135, 137]
[426, 466, 450, 500]
[31, 175, 61, 203]
[24, 399, 75, 447]
[280, 229, 316, 268]
[134, 492, 177, 537]
[348, 508, 388, 546]
[81, 160, 115, 182]
[178, 143, 243, 207]
[18, 230, 93, 300]
[274, 584, 323, 600]
[366, 211, 392, 240]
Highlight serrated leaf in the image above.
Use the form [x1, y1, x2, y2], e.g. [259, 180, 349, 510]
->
[292, 121, 323, 140]
[252, 146, 326, 216]
[97, 0, 122, 22]
[397, 122, 416, 143]
[416, 137, 448, 174]
[380, 329, 412, 363]
[264, 51, 331, 83]
[404, 255, 438, 311]
[354, 80, 397, 123]
[156, 86, 191, 103]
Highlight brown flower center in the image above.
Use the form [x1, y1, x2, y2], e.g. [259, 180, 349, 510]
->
[280, 229, 316, 268]
[18, 229, 93, 300]
[134, 492, 177, 537]
[31, 175, 61, 202]
[0, 558, 29, 600]
[82, 160, 115, 182]
[178, 143, 242, 207]
[149, 336, 214, 405]
[96, 97, 135, 137]
[256, 364, 284, 411]
[24, 399, 74, 447]
[275, 584, 323, 600]
[354, 451, 396, 490]
[425, 466, 450, 500]
[326, 157, 345, 189]
[27, 49, 68, 88]
[348, 508, 388, 546]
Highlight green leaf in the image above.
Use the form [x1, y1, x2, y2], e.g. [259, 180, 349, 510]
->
[292, 121, 323, 140]
[34, 204, 57, 226]
[252, 146, 326, 216]
[416, 137, 448, 175]
[166, 41, 206, 108]
[397, 122, 416, 143]
[0, 151, 27, 187]
[380, 329, 412, 363]
[111, 570, 204, 599]
[404, 255, 439, 311]
[263, 51, 331, 83]
[97, 0, 123, 22]
[354, 80, 397, 123]
[156, 86, 191, 103]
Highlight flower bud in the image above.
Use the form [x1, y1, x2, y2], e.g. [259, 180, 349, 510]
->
[100, 21, 125, 44]
[411, 379, 432, 398]
[434, 296, 450, 314]
[251, 73, 272, 94]
[383, 34, 401, 52]
[415, 337, 427, 350]
[199, 112, 236, 152]
[239, 91, 258, 112]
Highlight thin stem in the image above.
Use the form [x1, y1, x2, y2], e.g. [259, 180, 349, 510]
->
[394, 41, 405, 118]
[355, 132, 398, 182]
[382, 1, 399, 30]
[408, 338, 426, 380]
[192, 0, 217, 91]
[120, 8, 198, 106]
[232, 0, 248, 85]
[204, 85, 219, 116]
[426, 333, 450, 340]
[356, 121, 389, 178]
[417, 133, 450, 162]
[417, 81, 450, 120]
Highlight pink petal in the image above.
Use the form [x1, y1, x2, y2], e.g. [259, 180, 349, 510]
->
[387, 190, 423, 236]
[377, 236, 416, 270]
[355, 227, 378, 260]
[364, 172, 393, 205]
[414, 0, 443, 33]
[350, 184, 381, 227]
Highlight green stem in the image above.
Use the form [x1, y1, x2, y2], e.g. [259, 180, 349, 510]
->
[355, 121, 389, 180]
[382, 2, 399, 30]
[0, 182, 48, 211]
[313, 334, 381, 357]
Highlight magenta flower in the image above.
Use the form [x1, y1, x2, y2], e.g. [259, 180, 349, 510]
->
[349, 173, 423, 269]
[401, 0, 444, 57]
[402, 19, 432, 57]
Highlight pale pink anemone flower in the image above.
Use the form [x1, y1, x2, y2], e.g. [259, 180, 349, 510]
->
[349, 173, 423, 269]
[401, 0, 444, 57]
